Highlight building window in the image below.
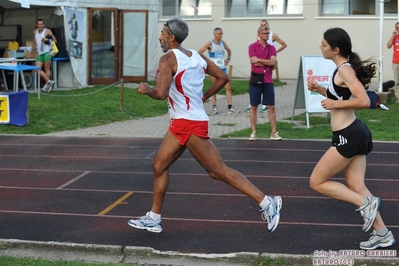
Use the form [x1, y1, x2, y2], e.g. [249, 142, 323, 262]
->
[321, 0, 397, 16]
[162, 0, 177, 17]
[160, 0, 212, 18]
[227, 0, 303, 17]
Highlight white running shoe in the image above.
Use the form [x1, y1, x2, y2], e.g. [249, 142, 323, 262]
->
[41, 81, 50, 92]
[213, 107, 218, 115]
[260, 105, 268, 113]
[47, 80, 55, 92]
[270, 132, 282, 141]
[227, 107, 240, 114]
[249, 131, 256, 141]
[128, 212, 162, 233]
[261, 196, 282, 233]
[356, 196, 380, 232]
[359, 230, 396, 250]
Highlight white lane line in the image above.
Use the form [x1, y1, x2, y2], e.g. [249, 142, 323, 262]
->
[56, 171, 91, 189]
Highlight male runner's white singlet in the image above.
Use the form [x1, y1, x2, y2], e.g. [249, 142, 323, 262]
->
[208, 40, 227, 73]
[167, 49, 209, 121]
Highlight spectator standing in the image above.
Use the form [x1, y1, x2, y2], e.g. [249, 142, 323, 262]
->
[198, 28, 239, 114]
[31, 19, 56, 92]
[246, 19, 287, 113]
[386, 21, 399, 103]
[260, 19, 287, 54]
[247, 26, 282, 141]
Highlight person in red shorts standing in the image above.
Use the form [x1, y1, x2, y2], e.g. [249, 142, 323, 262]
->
[127, 18, 282, 234]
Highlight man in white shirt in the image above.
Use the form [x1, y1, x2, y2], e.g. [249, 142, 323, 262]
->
[31, 19, 57, 92]
[127, 18, 282, 234]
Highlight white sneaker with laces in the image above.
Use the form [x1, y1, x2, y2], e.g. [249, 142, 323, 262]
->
[213, 107, 218, 115]
[261, 196, 282, 233]
[128, 212, 162, 233]
[249, 131, 256, 141]
[41, 82, 50, 92]
[47, 80, 55, 92]
[359, 230, 396, 250]
[356, 196, 380, 232]
[227, 107, 240, 114]
[270, 132, 282, 140]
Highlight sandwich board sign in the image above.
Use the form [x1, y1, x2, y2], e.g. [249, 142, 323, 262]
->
[292, 55, 336, 128]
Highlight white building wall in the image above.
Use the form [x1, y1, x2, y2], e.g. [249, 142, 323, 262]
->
[158, 0, 398, 83]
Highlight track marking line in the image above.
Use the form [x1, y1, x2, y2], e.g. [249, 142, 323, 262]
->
[1, 209, 399, 229]
[57, 171, 91, 189]
[1, 186, 399, 201]
[144, 150, 157, 159]
[98, 191, 133, 215]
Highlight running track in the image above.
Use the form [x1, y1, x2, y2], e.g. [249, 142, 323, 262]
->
[0, 135, 397, 255]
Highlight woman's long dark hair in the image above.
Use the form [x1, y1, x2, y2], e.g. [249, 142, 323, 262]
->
[324, 28, 376, 88]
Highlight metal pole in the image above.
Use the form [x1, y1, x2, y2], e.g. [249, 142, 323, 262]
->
[120, 78, 124, 111]
[378, 0, 385, 92]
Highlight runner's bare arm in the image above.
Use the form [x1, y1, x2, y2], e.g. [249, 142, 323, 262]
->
[198, 41, 211, 54]
[137, 53, 174, 99]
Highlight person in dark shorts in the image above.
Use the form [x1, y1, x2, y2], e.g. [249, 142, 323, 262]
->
[332, 118, 373, 158]
[307, 27, 395, 250]
[247, 26, 282, 141]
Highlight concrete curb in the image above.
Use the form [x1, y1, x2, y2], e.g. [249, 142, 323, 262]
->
[0, 239, 261, 265]
[0, 239, 124, 264]
[1, 239, 398, 266]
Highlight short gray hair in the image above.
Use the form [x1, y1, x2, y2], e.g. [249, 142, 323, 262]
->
[258, 26, 268, 33]
[164, 18, 189, 44]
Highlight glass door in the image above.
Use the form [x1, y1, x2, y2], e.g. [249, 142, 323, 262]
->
[88, 8, 119, 85]
[121, 10, 148, 82]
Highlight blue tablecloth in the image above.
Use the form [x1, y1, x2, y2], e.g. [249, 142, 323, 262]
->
[0, 90, 29, 126]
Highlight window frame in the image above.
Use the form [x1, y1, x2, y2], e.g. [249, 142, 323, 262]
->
[320, 0, 398, 16]
[160, 0, 212, 18]
[227, 0, 303, 18]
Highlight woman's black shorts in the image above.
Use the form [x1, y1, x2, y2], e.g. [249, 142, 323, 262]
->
[332, 119, 373, 158]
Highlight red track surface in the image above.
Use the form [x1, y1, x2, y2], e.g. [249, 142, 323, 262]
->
[0, 136, 397, 255]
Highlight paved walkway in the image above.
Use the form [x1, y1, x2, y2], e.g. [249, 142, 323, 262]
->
[45, 79, 305, 138]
